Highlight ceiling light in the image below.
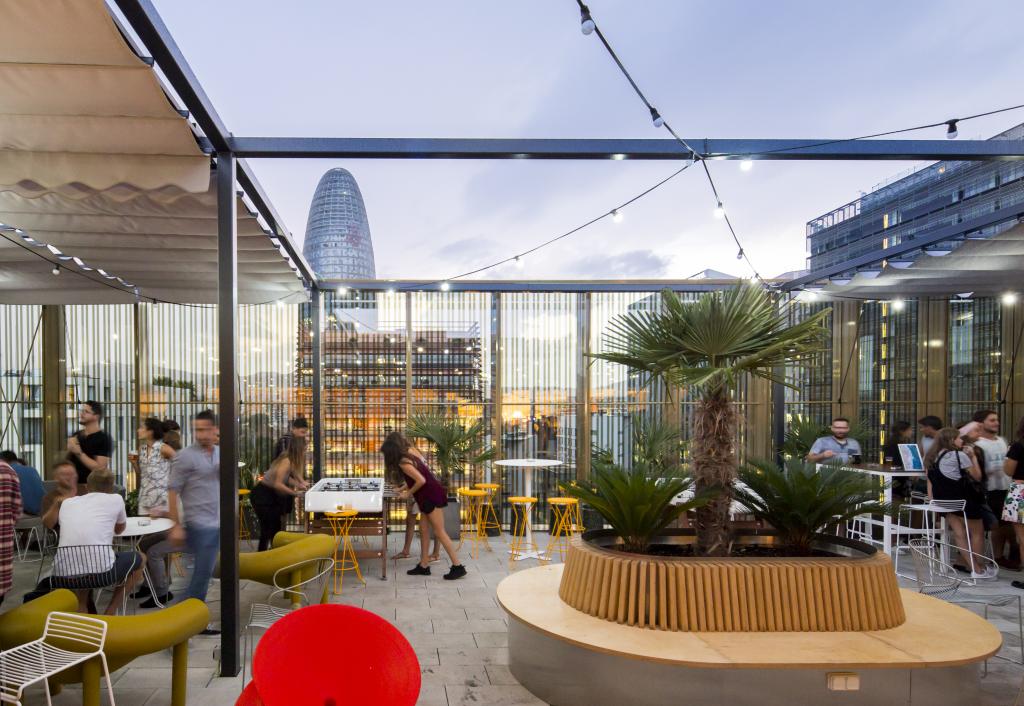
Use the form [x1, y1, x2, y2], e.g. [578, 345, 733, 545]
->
[736, 249, 744, 260]
[579, 3, 595, 34]
[1002, 292, 1018, 306]
[891, 299, 906, 312]
[51, 265, 60, 276]
[945, 120, 958, 140]
[924, 247, 952, 257]
[857, 267, 882, 279]
[440, 281, 450, 291]
[887, 258, 915, 269]
[830, 276, 852, 286]
[740, 159, 753, 171]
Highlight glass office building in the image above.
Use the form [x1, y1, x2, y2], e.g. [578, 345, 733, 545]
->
[805, 123, 1024, 272]
[302, 168, 377, 280]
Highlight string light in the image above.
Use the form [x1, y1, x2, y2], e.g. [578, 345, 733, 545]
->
[740, 159, 753, 171]
[736, 248, 744, 260]
[611, 209, 623, 223]
[945, 120, 959, 139]
[891, 299, 906, 312]
[649, 107, 664, 128]
[713, 202, 725, 219]
[51, 265, 60, 276]
[579, 2, 595, 34]
[440, 281, 451, 291]
[1002, 292, 1018, 306]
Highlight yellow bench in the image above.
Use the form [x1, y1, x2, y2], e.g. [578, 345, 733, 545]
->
[217, 531, 336, 607]
[0, 589, 209, 706]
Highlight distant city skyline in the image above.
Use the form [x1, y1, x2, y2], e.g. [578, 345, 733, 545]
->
[151, 1, 1024, 280]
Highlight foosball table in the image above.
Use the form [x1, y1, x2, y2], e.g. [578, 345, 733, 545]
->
[303, 477, 400, 579]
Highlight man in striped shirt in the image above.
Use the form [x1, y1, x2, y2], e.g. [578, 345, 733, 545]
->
[0, 460, 22, 606]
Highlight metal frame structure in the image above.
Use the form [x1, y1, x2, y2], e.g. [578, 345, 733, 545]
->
[104, 0, 1024, 676]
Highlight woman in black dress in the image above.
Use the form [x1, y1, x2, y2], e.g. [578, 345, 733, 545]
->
[251, 435, 307, 551]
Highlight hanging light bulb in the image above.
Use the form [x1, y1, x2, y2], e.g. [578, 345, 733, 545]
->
[514, 255, 524, 269]
[713, 202, 725, 219]
[650, 107, 664, 128]
[440, 281, 451, 292]
[736, 249, 744, 260]
[51, 264, 60, 276]
[740, 159, 753, 172]
[945, 119, 959, 140]
[1002, 292, 1018, 306]
[891, 299, 906, 312]
[611, 209, 623, 223]
[579, 3, 596, 35]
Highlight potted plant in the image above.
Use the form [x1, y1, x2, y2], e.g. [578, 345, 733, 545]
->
[407, 411, 496, 540]
[591, 283, 829, 556]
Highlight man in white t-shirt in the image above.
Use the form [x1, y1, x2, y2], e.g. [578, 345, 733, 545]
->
[54, 469, 144, 614]
[971, 410, 1017, 569]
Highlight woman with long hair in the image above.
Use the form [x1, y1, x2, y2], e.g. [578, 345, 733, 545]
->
[130, 417, 177, 606]
[251, 435, 306, 551]
[1001, 417, 1024, 588]
[924, 427, 985, 574]
[380, 431, 465, 580]
[161, 419, 182, 452]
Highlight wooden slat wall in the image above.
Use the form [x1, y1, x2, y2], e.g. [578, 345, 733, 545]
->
[558, 539, 906, 632]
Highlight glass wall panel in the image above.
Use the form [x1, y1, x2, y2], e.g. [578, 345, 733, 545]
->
[0, 305, 43, 467]
[948, 297, 1001, 427]
[858, 301, 918, 461]
[783, 299, 834, 434]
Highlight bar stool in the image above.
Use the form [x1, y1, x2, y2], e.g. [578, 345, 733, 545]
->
[547, 497, 581, 561]
[893, 499, 976, 579]
[325, 509, 365, 595]
[508, 496, 543, 563]
[474, 482, 502, 538]
[238, 488, 252, 541]
[457, 488, 489, 559]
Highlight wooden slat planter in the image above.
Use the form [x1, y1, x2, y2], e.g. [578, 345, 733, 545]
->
[558, 533, 906, 632]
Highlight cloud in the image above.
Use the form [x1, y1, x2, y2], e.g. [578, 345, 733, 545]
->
[556, 249, 671, 279]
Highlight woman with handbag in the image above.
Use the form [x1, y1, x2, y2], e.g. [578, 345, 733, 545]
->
[923, 427, 985, 576]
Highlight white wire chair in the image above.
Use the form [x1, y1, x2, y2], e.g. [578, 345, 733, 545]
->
[893, 499, 975, 578]
[908, 538, 1023, 670]
[0, 611, 115, 706]
[13, 516, 45, 561]
[241, 557, 334, 687]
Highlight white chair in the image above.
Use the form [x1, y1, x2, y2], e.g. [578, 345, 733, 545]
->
[0, 611, 115, 706]
[908, 538, 1023, 671]
[893, 499, 974, 578]
[13, 516, 44, 561]
[240, 557, 334, 686]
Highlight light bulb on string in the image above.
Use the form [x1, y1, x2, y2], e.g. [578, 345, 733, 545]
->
[945, 120, 959, 139]
[736, 249, 744, 260]
[650, 107, 664, 128]
[740, 159, 753, 172]
[579, 3, 595, 35]
[513, 255, 524, 269]
[713, 202, 725, 219]
[611, 209, 623, 223]
[440, 281, 451, 292]
[51, 265, 60, 276]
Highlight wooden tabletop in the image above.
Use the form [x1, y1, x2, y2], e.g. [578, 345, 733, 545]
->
[497, 564, 1002, 669]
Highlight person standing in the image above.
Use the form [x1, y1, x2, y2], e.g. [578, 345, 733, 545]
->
[806, 417, 862, 464]
[380, 432, 466, 580]
[67, 401, 112, 490]
[1001, 417, 1024, 589]
[0, 451, 43, 516]
[0, 459, 22, 607]
[251, 436, 305, 551]
[162, 419, 183, 452]
[130, 417, 177, 607]
[167, 410, 221, 630]
[274, 417, 309, 459]
[917, 416, 943, 456]
[972, 410, 1015, 569]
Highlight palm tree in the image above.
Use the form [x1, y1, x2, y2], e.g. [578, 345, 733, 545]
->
[591, 284, 829, 556]
[406, 411, 496, 489]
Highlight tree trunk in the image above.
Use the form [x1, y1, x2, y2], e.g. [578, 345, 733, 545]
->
[691, 388, 737, 556]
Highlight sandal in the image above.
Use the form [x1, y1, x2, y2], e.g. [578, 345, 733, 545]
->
[390, 551, 411, 560]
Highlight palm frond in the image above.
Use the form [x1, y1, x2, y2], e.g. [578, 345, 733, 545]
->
[406, 411, 495, 486]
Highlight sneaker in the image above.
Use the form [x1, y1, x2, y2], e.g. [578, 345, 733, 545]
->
[140, 592, 173, 609]
[443, 565, 467, 581]
[131, 585, 152, 600]
[1012, 580, 1024, 590]
[407, 564, 431, 576]
[199, 628, 221, 636]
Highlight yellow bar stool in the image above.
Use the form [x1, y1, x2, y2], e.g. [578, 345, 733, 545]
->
[508, 496, 542, 563]
[325, 509, 365, 595]
[547, 497, 581, 561]
[238, 488, 251, 541]
[474, 483, 502, 539]
[458, 488, 489, 559]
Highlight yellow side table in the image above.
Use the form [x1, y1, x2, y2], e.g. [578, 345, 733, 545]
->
[325, 509, 365, 595]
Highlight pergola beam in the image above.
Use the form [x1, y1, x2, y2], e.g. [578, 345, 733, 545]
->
[220, 136, 1024, 161]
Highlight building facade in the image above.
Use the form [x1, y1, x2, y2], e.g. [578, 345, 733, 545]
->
[302, 168, 377, 280]
[805, 123, 1024, 273]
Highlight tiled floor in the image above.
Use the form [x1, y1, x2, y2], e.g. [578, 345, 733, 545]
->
[6, 534, 1024, 705]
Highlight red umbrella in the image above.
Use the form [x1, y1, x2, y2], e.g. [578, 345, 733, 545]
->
[236, 681, 263, 705]
[253, 604, 421, 706]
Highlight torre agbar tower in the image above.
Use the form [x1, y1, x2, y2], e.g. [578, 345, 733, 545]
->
[302, 168, 376, 280]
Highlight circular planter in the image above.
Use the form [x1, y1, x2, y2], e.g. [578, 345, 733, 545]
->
[558, 529, 905, 632]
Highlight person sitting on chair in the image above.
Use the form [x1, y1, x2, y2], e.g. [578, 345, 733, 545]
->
[51, 469, 144, 614]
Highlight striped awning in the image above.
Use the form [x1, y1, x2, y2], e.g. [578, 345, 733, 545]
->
[0, 0, 306, 304]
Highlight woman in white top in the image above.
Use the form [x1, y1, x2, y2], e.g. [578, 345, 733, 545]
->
[131, 417, 176, 516]
[924, 427, 985, 575]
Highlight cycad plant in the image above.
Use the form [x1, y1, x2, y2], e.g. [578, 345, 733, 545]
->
[406, 411, 495, 488]
[735, 459, 890, 556]
[591, 284, 829, 556]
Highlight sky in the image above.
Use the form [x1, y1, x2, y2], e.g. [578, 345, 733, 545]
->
[149, 0, 1024, 281]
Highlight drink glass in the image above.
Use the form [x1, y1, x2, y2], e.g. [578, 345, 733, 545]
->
[884, 455, 894, 468]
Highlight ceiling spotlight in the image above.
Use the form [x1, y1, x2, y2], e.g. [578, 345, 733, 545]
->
[1002, 292, 1018, 306]
[650, 107, 665, 128]
[579, 3, 596, 34]
[440, 281, 451, 292]
[740, 159, 753, 172]
[945, 119, 959, 140]
[51, 265, 60, 276]
[611, 209, 623, 223]
[887, 258, 915, 269]
[891, 299, 906, 312]
[830, 276, 853, 286]
[713, 202, 725, 219]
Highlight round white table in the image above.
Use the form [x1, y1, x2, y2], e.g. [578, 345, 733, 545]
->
[494, 458, 562, 561]
[118, 516, 174, 607]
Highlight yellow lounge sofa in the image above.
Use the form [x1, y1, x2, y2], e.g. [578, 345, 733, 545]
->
[218, 530, 336, 607]
[0, 589, 209, 706]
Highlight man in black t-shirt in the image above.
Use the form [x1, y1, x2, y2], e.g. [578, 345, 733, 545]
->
[67, 401, 113, 487]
